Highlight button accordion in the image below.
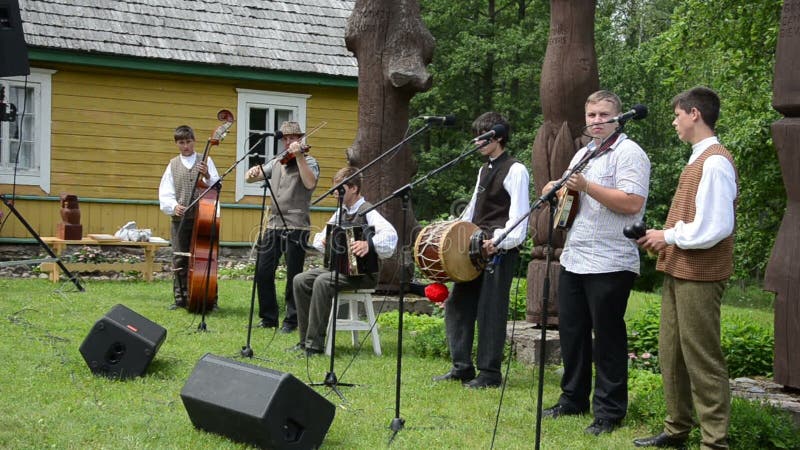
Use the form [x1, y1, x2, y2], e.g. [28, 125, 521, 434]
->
[323, 224, 379, 276]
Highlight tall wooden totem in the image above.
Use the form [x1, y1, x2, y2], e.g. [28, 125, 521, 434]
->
[765, 0, 800, 390]
[526, 0, 598, 325]
[345, 0, 435, 290]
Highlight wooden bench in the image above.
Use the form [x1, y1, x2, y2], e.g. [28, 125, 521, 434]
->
[39, 237, 169, 282]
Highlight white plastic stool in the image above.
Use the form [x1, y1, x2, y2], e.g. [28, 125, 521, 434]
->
[325, 289, 381, 356]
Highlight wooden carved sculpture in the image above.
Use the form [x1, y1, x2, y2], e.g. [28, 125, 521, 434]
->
[765, 0, 800, 390]
[526, 0, 599, 325]
[345, 0, 435, 290]
[56, 193, 82, 240]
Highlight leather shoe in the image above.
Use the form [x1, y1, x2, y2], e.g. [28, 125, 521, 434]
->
[168, 301, 186, 310]
[542, 403, 588, 419]
[280, 324, 297, 334]
[432, 371, 475, 383]
[633, 432, 688, 448]
[305, 348, 324, 357]
[584, 418, 621, 436]
[463, 376, 501, 389]
[287, 343, 305, 352]
[257, 319, 278, 329]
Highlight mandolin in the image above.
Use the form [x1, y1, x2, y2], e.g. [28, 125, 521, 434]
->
[553, 130, 622, 230]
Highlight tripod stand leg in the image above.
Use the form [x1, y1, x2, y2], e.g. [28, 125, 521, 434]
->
[1, 195, 84, 291]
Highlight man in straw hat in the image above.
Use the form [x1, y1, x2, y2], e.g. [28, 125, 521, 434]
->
[246, 121, 319, 333]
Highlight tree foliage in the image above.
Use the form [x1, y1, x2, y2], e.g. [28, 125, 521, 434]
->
[411, 0, 785, 283]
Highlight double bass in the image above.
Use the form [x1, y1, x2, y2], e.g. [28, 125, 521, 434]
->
[186, 109, 234, 313]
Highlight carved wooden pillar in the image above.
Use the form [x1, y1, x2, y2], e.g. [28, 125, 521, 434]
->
[765, 0, 800, 390]
[345, 0, 435, 291]
[526, 0, 598, 325]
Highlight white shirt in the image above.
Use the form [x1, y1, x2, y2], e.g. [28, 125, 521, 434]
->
[460, 159, 530, 250]
[158, 153, 220, 216]
[664, 136, 737, 249]
[560, 134, 651, 274]
[312, 197, 398, 259]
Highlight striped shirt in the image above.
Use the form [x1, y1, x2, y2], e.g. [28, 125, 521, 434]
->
[559, 134, 651, 275]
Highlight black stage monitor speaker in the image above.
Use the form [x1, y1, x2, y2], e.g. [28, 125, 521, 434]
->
[79, 304, 167, 380]
[0, 0, 30, 77]
[181, 354, 336, 450]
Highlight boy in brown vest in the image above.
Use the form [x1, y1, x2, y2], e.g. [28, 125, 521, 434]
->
[634, 87, 738, 449]
[158, 125, 220, 309]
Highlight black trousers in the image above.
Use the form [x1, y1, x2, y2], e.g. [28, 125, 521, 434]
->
[444, 249, 519, 381]
[255, 228, 308, 327]
[556, 268, 635, 421]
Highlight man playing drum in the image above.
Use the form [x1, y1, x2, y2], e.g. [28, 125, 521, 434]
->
[433, 112, 530, 388]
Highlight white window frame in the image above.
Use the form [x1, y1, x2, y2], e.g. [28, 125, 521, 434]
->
[234, 89, 309, 201]
[0, 69, 55, 193]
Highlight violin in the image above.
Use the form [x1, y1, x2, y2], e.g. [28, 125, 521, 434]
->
[279, 143, 311, 165]
[277, 121, 327, 165]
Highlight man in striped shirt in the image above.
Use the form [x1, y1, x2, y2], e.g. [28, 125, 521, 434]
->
[541, 90, 651, 436]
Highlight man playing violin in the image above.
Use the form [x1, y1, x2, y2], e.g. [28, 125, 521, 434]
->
[158, 125, 220, 310]
[291, 166, 397, 356]
[433, 111, 530, 389]
[246, 121, 320, 332]
[540, 90, 650, 436]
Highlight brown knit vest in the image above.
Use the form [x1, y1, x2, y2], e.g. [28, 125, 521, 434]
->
[656, 145, 738, 281]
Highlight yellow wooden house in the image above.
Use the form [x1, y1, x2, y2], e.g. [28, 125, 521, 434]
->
[1, 0, 357, 249]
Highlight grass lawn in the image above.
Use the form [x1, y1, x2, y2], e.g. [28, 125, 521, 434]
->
[0, 276, 777, 449]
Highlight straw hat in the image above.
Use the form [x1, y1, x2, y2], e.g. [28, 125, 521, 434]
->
[279, 121, 305, 137]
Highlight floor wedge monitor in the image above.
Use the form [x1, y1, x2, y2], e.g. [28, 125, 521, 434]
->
[79, 304, 166, 379]
[181, 353, 335, 449]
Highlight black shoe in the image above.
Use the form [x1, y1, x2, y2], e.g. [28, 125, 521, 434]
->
[432, 370, 475, 383]
[257, 319, 278, 329]
[633, 432, 688, 448]
[463, 376, 502, 389]
[542, 403, 588, 419]
[585, 418, 622, 436]
[305, 347, 324, 357]
[168, 301, 186, 310]
[280, 324, 297, 334]
[287, 343, 305, 352]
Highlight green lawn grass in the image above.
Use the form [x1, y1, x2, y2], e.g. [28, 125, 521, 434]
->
[0, 277, 777, 449]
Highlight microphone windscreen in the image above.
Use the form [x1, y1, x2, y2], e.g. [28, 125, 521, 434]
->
[274, 130, 284, 139]
[443, 115, 457, 126]
[632, 104, 648, 120]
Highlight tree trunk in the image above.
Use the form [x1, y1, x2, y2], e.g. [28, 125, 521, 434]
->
[765, 0, 800, 390]
[527, 0, 598, 326]
[345, 0, 435, 291]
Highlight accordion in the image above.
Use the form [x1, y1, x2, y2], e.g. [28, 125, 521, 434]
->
[323, 224, 379, 276]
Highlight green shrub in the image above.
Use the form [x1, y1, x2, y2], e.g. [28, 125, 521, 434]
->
[378, 311, 450, 359]
[728, 397, 800, 449]
[627, 300, 662, 373]
[722, 317, 774, 378]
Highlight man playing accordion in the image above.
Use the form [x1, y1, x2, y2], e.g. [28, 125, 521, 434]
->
[291, 166, 398, 357]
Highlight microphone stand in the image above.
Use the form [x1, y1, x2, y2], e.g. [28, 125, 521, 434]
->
[487, 126, 623, 450]
[359, 138, 493, 443]
[309, 123, 441, 403]
[225, 134, 291, 359]
[309, 184, 354, 401]
[0, 194, 84, 292]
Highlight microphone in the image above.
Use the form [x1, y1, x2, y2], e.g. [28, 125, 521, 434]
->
[258, 130, 284, 139]
[472, 124, 507, 143]
[605, 104, 648, 124]
[420, 115, 456, 126]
